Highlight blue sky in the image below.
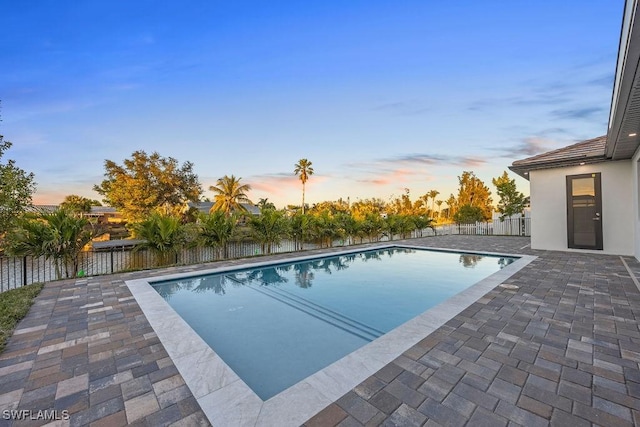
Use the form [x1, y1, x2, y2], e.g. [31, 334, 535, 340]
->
[0, 1, 622, 208]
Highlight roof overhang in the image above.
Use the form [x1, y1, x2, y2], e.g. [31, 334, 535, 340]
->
[606, 0, 640, 159]
[509, 156, 608, 180]
[509, 136, 607, 180]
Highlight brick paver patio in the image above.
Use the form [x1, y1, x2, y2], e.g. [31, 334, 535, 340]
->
[1, 236, 639, 426]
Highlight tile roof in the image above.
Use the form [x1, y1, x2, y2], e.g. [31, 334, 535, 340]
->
[189, 201, 261, 215]
[509, 135, 608, 178]
[28, 204, 59, 213]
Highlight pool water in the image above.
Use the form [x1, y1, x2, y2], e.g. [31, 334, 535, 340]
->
[151, 247, 515, 400]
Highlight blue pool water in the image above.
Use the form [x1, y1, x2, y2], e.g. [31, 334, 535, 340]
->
[151, 247, 515, 400]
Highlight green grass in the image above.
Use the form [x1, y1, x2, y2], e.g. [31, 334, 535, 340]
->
[0, 283, 44, 354]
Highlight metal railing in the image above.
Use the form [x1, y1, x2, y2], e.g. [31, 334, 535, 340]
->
[0, 216, 531, 292]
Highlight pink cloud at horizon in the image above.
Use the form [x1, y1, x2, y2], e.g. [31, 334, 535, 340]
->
[356, 168, 419, 187]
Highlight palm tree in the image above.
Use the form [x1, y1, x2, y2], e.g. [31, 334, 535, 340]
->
[294, 159, 314, 214]
[248, 209, 289, 254]
[445, 194, 457, 220]
[209, 175, 251, 216]
[5, 208, 103, 278]
[359, 213, 384, 242]
[289, 213, 311, 250]
[198, 211, 236, 259]
[419, 194, 430, 215]
[131, 213, 186, 266]
[412, 214, 435, 237]
[257, 198, 276, 211]
[435, 200, 443, 219]
[427, 190, 440, 217]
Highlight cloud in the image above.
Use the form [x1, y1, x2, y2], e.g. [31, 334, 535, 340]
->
[356, 168, 418, 186]
[347, 152, 487, 191]
[371, 100, 431, 116]
[33, 176, 102, 204]
[494, 137, 554, 158]
[345, 151, 489, 191]
[249, 173, 297, 195]
[535, 127, 571, 137]
[468, 92, 569, 112]
[587, 74, 614, 87]
[379, 153, 487, 168]
[391, 154, 445, 165]
[247, 172, 328, 196]
[456, 157, 486, 167]
[469, 66, 613, 114]
[550, 106, 606, 120]
[509, 95, 571, 107]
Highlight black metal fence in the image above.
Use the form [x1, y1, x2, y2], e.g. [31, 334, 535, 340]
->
[0, 239, 303, 292]
[0, 219, 530, 293]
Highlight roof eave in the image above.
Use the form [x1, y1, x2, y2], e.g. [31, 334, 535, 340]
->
[606, 0, 640, 160]
[509, 156, 609, 180]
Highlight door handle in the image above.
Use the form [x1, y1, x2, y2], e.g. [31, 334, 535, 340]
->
[593, 213, 600, 221]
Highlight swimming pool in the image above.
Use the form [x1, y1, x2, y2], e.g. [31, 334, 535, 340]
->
[126, 244, 535, 426]
[150, 247, 514, 399]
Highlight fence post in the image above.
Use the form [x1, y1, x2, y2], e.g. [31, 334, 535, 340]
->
[110, 249, 114, 274]
[22, 257, 27, 287]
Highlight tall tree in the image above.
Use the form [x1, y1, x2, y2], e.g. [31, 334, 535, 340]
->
[350, 198, 386, 220]
[60, 194, 101, 215]
[427, 190, 440, 217]
[0, 135, 36, 236]
[294, 159, 314, 214]
[435, 200, 443, 219]
[492, 171, 527, 219]
[445, 194, 457, 220]
[93, 151, 202, 223]
[209, 175, 251, 216]
[453, 204, 484, 224]
[389, 188, 417, 215]
[310, 200, 350, 215]
[456, 171, 493, 220]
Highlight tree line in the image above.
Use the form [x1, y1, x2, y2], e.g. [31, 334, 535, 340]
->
[0, 146, 527, 279]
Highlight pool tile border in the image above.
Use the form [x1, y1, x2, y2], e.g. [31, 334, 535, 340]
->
[125, 244, 536, 426]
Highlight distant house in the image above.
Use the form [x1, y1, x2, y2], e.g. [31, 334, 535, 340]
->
[85, 206, 124, 224]
[27, 205, 59, 214]
[510, 0, 640, 261]
[31, 205, 124, 224]
[188, 202, 261, 216]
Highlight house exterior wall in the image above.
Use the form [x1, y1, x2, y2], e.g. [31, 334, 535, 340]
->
[633, 148, 640, 261]
[529, 160, 634, 256]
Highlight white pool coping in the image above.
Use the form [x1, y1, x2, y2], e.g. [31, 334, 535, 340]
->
[125, 244, 536, 427]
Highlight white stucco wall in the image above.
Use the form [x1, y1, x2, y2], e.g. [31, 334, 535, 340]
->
[529, 160, 634, 256]
[633, 149, 640, 261]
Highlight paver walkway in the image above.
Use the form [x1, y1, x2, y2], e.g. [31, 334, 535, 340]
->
[0, 236, 639, 426]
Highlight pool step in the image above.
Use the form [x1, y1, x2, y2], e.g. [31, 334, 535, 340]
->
[245, 283, 383, 342]
[268, 286, 385, 338]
